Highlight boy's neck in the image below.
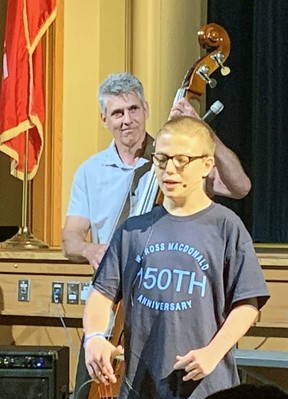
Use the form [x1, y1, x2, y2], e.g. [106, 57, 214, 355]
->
[163, 193, 212, 216]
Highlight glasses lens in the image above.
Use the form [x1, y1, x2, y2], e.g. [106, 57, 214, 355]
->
[152, 154, 192, 168]
[173, 155, 190, 168]
[153, 154, 167, 168]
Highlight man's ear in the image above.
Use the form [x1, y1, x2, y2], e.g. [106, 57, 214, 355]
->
[144, 101, 150, 119]
[202, 156, 215, 178]
[100, 112, 108, 128]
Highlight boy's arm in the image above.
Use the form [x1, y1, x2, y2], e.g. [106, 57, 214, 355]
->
[205, 298, 258, 360]
[83, 289, 123, 383]
[83, 288, 113, 335]
[174, 298, 259, 381]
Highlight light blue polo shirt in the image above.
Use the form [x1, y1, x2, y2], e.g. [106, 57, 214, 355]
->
[67, 138, 153, 243]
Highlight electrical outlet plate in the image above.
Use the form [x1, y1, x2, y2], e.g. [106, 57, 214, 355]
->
[18, 279, 30, 301]
[80, 282, 91, 304]
[67, 282, 79, 304]
[51, 282, 64, 303]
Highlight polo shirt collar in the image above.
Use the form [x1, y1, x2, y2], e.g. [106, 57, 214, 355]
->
[104, 134, 154, 169]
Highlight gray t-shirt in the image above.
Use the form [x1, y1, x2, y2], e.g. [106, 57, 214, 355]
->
[93, 203, 269, 399]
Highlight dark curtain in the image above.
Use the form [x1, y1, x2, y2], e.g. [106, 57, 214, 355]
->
[206, 0, 288, 243]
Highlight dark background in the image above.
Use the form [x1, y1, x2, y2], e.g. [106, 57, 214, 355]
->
[207, 1, 288, 242]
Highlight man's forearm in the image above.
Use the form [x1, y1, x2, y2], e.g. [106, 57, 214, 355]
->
[214, 134, 251, 198]
[62, 233, 90, 263]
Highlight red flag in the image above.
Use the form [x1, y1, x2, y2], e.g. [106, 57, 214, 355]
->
[0, 0, 56, 180]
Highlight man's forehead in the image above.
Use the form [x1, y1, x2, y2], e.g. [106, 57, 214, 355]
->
[106, 91, 140, 107]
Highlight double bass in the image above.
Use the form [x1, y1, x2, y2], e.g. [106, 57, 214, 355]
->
[132, 23, 231, 218]
[86, 22, 231, 399]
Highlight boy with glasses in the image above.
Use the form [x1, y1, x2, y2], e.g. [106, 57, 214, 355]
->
[83, 116, 269, 399]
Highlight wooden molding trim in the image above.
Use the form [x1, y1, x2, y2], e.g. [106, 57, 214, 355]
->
[31, 0, 64, 246]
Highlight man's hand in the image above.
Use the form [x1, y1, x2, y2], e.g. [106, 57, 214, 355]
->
[85, 337, 124, 384]
[62, 215, 109, 269]
[168, 99, 252, 199]
[82, 243, 109, 270]
[173, 346, 219, 381]
[169, 98, 200, 120]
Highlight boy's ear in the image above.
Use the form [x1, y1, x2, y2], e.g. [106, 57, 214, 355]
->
[202, 156, 215, 178]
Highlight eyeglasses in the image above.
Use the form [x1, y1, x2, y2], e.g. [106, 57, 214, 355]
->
[151, 153, 207, 170]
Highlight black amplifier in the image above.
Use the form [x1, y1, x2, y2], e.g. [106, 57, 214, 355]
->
[0, 346, 69, 399]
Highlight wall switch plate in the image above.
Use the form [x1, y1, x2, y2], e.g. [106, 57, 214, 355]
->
[18, 279, 30, 301]
[67, 282, 79, 304]
[51, 282, 64, 303]
[80, 282, 91, 304]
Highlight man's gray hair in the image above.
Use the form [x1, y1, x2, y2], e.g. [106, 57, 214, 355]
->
[98, 73, 145, 113]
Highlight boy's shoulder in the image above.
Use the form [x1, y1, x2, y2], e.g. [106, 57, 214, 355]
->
[211, 202, 243, 223]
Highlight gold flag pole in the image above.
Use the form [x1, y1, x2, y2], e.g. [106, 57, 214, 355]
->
[1, 130, 49, 249]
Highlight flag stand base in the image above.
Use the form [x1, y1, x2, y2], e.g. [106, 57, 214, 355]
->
[0, 226, 49, 250]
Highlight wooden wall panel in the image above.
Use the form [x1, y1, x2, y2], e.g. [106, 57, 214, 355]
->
[31, 0, 64, 246]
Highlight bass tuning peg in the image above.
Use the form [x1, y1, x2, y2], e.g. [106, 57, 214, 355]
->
[196, 65, 217, 89]
[210, 52, 231, 76]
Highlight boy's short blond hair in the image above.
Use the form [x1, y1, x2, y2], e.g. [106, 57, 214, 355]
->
[156, 116, 216, 156]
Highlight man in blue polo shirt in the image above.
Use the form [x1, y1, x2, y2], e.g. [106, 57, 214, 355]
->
[62, 72, 251, 270]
